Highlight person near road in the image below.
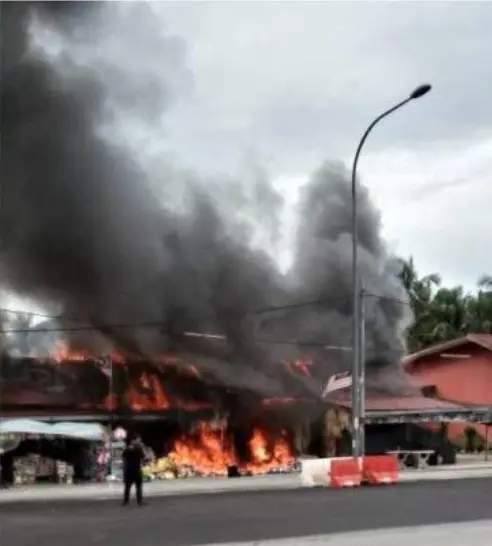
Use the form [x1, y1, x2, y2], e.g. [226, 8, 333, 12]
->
[122, 436, 145, 505]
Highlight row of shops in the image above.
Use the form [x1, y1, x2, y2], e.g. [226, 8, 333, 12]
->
[6, 333, 492, 487]
[2, 406, 489, 487]
[0, 416, 301, 487]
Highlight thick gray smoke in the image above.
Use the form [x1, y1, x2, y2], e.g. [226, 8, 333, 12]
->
[290, 163, 408, 366]
[1, 3, 409, 395]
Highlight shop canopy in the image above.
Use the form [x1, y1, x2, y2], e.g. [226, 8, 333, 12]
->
[0, 419, 105, 441]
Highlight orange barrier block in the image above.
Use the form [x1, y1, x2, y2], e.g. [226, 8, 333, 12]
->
[330, 458, 362, 488]
[362, 455, 399, 485]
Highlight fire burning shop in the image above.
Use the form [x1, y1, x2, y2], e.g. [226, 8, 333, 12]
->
[0, 346, 333, 485]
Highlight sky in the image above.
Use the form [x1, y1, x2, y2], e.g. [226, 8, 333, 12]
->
[140, 1, 492, 291]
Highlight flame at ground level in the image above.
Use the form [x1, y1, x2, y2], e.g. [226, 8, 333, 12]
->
[158, 422, 297, 477]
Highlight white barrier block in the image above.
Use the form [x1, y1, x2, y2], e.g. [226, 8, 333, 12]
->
[300, 457, 352, 487]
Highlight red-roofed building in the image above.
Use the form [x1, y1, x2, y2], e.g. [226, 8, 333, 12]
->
[404, 334, 492, 444]
[322, 383, 473, 459]
[321, 336, 492, 457]
[404, 334, 492, 405]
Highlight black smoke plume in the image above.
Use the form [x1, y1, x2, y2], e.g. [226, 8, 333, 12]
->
[1, 3, 409, 396]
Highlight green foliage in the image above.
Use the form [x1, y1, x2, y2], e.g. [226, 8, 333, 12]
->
[399, 258, 492, 351]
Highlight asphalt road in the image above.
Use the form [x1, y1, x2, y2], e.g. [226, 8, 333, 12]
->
[2, 478, 492, 546]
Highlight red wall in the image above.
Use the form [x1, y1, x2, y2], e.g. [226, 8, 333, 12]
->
[408, 343, 492, 442]
[408, 344, 492, 405]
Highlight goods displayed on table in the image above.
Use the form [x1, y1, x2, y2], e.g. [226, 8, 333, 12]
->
[13, 454, 74, 484]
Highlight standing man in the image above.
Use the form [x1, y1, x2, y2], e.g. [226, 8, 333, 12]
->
[122, 435, 145, 506]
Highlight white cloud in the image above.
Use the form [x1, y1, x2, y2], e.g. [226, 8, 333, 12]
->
[362, 138, 492, 289]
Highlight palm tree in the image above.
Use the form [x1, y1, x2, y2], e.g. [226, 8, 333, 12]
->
[399, 257, 441, 350]
[464, 276, 492, 333]
[427, 286, 467, 343]
[399, 259, 492, 350]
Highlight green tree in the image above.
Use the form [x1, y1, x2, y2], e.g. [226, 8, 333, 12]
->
[399, 258, 492, 351]
[464, 276, 492, 333]
[399, 257, 441, 351]
[428, 286, 467, 343]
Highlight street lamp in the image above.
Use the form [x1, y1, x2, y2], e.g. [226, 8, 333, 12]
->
[351, 83, 432, 457]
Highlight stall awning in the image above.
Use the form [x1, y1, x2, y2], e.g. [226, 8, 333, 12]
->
[0, 419, 105, 441]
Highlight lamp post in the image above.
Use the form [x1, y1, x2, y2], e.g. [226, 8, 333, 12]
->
[351, 84, 432, 458]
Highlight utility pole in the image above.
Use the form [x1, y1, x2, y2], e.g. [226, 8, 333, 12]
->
[359, 287, 366, 456]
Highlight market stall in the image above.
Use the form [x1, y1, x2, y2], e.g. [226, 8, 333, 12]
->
[0, 419, 107, 486]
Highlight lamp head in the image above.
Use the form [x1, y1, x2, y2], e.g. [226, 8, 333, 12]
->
[410, 84, 432, 99]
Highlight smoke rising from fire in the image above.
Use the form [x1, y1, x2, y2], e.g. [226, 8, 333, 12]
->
[1, 3, 409, 395]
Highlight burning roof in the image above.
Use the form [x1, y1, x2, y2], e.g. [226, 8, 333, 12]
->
[0, 348, 323, 419]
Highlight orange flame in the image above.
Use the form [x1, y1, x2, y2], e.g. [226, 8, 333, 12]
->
[48, 345, 295, 421]
[53, 342, 125, 365]
[285, 359, 312, 377]
[168, 422, 235, 476]
[53, 341, 92, 363]
[245, 427, 295, 474]
[127, 372, 171, 411]
[167, 422, 296, 476]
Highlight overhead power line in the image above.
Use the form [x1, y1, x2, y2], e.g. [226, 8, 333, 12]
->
[0, 292, 411, 335]
[0, 322, 350, 351]
[0, 294, 352, 333]
[1, 291, 408, 339]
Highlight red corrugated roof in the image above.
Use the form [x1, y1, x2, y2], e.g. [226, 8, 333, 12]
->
[328, 390, 465, 412]
[362, 395, 463, 412]
[468, 333, 492, 351]
[403, 333, 492, 367]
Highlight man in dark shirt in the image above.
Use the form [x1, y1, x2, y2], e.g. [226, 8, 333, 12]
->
[122, 436, 145, 505]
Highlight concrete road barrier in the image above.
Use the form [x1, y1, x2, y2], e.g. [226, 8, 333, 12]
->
[300, 457, 352, 487]
[331, 458, 363, 488]
[362, 455, 399, 485]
